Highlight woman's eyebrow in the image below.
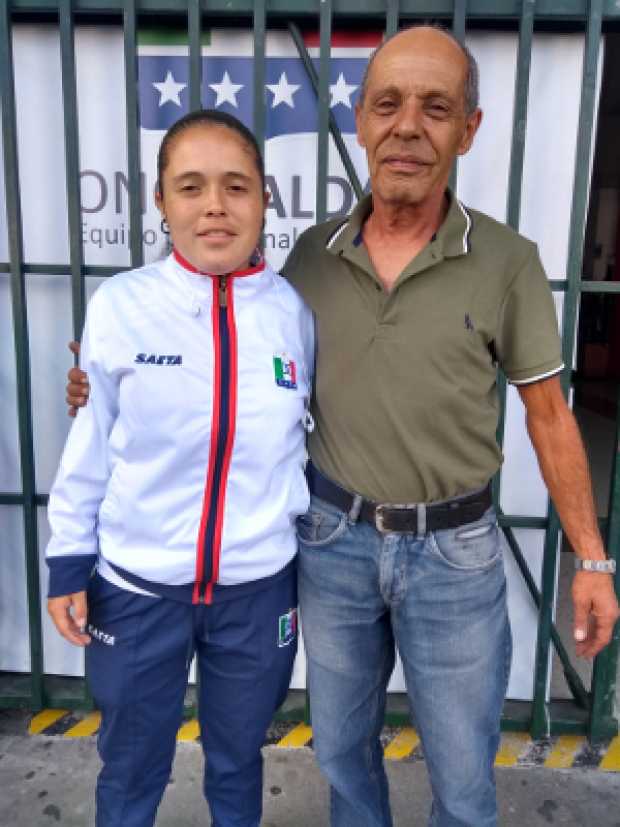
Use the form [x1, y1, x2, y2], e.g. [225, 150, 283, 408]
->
[171, 170, 253, 183]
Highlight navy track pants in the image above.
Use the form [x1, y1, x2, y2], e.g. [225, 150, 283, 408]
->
[84, 567, 298, 827]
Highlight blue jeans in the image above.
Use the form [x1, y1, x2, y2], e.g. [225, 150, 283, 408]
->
[297, 495, 512, 827]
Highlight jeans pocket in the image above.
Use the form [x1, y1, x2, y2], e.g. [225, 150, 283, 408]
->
[296, 498, 348, 548]
[429, 509, 502, 571]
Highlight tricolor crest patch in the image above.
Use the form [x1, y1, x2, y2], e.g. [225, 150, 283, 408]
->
[273, 354, 297, 390]
[278, 607, 298, 647]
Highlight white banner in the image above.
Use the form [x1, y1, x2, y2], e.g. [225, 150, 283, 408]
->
[0, 25, 602, 700]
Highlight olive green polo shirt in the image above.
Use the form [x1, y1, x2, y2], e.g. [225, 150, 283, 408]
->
[283, 193, 563, 504]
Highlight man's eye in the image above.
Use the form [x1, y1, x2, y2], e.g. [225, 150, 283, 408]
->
[426, 103, 449, 117]
[180, 184, 199, 193]
[228, 184, 248, 193]
[375, 99, 397, 113]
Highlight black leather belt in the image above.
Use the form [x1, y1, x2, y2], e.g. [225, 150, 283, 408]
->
[306, 463, 493, 534]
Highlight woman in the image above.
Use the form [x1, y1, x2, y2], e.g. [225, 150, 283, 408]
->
[47, 109, 314, 827]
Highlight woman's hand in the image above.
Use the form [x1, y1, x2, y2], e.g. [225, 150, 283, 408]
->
[66, 341, 90, 416]
[47, 591, 91, 646]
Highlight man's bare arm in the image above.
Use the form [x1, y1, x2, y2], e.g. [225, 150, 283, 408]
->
[518, 375, 619, 658]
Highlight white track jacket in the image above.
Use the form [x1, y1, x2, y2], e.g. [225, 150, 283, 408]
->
[46, 251, 314, 604]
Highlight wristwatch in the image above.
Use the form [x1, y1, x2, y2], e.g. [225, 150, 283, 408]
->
[574, 558, 616, 574]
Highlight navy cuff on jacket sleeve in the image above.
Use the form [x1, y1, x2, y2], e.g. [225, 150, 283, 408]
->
[47, 554, 97, 597]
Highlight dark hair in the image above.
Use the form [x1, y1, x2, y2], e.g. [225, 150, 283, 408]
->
[156, 109, 266, 194]
[358, 24, 480, 116]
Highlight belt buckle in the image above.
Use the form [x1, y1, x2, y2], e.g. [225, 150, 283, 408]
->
[375, 504, 389, 534]
[375, 503, 418, 534]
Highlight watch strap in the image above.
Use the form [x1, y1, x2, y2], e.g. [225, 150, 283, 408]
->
[574, 558, 616, 574]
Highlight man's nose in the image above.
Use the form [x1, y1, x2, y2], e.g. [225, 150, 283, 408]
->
[393, 100, 423, 139]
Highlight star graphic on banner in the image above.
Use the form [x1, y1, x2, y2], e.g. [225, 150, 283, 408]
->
[329, 73, 358, 109]
[209, 72, 244, 108]
[266, 72, 301, 108]
[153, 71, 187, 107]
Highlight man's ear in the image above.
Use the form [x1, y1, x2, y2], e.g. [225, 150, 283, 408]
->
[355, 102, 366, 149]
[457, 108, 483, 157]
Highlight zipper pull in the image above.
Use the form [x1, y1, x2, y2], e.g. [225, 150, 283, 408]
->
[218, 276, 228, 308]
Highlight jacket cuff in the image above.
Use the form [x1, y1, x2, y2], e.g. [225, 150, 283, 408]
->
[47, 554, 97, 597]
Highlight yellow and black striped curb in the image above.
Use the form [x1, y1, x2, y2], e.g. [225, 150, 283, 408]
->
[23, 711, 620, 771]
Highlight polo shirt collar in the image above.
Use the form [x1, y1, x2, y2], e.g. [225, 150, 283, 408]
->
[326, 190, 473, 279]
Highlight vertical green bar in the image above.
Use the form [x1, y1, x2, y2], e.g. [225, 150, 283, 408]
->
[452, 0, 466, 44]
[288, 22, 362, 201]
[449, 0, 467, 191]
[188, 0, 202, 112]
[0, 0, 44, 710]
[505, 0, 535, 232]
[589, 384, 620, 742]
[385, 0, 399, 38]
[562, 2, 602, 378]
[493, 0, 535, 504]
[59, 0, 85, 338]
[316, 0, 332, 225]
[530, 507, 561, 738]
[566, 0, 614, 743]
[124, 0, 143, 268]
[253, 0, 266, 155]
[59, 0, 94, 711]
[531, 0, 604, 740]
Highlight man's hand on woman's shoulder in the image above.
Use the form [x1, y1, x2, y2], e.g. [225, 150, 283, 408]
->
[66, 341, 89, 416]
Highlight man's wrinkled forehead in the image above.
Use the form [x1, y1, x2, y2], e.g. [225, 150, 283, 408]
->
[362, 26, 470, 104]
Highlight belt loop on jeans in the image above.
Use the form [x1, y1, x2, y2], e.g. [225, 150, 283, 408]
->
[416, 503, 426, 540]
[348, 494, 363, 524]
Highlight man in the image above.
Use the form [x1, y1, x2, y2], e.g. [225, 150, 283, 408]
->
[66, 25, 618, 827]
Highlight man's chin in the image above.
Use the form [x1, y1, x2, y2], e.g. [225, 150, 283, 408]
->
[373, 176, 445, 210]
[377, 186, 428, 208]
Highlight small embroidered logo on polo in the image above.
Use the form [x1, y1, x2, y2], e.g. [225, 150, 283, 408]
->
[87, 624, 115, 646]
[134, 353, 183, 365]
[273, 354, 297, 389]
[464, 314, 475, 332]
[278, 608, 297, 647]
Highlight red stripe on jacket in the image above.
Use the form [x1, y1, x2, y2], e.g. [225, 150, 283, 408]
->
[193, 279, 223, 604]
[203, 280, 238, 604]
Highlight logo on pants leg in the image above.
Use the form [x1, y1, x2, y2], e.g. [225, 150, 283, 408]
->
[87, 624, 116, 646]
[278, 608, 297, 647]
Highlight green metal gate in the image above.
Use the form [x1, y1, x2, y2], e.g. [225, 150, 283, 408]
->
[1, 0, 619, 742]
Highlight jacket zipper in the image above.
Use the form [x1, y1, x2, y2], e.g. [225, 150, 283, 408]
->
[193, 276, 238, 604]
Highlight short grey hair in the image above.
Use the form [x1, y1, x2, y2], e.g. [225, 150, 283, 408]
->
[357, 24, 480, 116]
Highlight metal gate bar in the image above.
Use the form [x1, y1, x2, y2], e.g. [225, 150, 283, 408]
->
[252, 0, 266, 151]
[590, 387, 620, 740]
[492, 0, 535, 506]
[0, 0, 43, 710]
[530, 0, 604, 740]
[124, 0, 143, 268]
[189, 0, 202, 112]
[59, 0, 86, 338]
[316, 0, 332, 224]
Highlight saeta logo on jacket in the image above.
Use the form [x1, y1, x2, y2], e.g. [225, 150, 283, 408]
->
[135, 353, 183, 365]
